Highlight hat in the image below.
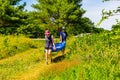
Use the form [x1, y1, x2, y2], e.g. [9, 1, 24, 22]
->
[45, 30, 51, 35]
[62, 26, 65, 30]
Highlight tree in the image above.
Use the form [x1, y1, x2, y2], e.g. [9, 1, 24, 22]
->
[32, 0, 93, 35]
[0, 0, 27, 34]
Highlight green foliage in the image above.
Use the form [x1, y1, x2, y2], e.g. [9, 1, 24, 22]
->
[0, 0, 27, 34]
[0, 35, 37, 59]
[0, 31, 119, 80]
[0, 49, 44, 80]
[17, 24, 44, 38]
[109, 22, 120, 41]
[63, 33, 119, 80]
[31, 0, 96, 36]
[38, 32, 120, 80]
[0, 0, 103, 37]
[0, 38, 45, 80]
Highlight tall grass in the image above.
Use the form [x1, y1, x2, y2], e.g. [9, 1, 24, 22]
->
[0, 35, 37, 59]
[0, 39, 45, 80]
[0, 33, 119, 80]
[60, 33, 120, 80]
[38, 33, 120, 80]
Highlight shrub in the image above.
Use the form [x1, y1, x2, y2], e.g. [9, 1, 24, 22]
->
[0, 35, 37, 59]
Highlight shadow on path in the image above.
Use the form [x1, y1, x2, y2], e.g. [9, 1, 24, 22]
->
[52, 54, 66, 63]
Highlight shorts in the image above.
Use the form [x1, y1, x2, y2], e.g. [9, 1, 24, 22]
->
[45, 43, 53, 49]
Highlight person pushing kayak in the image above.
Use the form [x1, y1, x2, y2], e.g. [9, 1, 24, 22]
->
[44, 29, 56, 65]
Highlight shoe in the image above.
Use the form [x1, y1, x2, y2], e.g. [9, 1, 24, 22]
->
[46, 61, 48, 65]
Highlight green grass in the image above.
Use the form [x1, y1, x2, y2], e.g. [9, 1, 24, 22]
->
[0, 49, 44, 80]
[0, 35, 37, 59]
[0, 33, 119, 80]
[38, 33, 120, 80]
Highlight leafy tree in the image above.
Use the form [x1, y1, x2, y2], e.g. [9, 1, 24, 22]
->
[0, 0, 27, 34]
[32, 0, 96, 36]
[16, 10, 45, 38]
[111, 19, 120, 34]
[0, 0, 105, 37]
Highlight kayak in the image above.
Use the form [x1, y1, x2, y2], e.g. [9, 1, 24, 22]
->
[52, 41, 66, 52]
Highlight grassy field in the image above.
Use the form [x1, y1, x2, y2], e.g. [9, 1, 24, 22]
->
[0, 33, 119, 80]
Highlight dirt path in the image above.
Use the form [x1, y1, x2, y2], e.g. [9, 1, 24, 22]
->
[0, 49, 38, 63]
[0, 48, 78, 80]
[12, 59, 78, 80]
[11, 49, 78, 80]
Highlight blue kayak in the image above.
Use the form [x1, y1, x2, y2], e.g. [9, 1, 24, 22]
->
[52, 41, 66, 52]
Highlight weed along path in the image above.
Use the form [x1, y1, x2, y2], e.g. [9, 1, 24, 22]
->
[0, 49, 42, 79]
[0, 49, 39, 63]
[0, 48, 78, 80]
[14, 60, 78, 80]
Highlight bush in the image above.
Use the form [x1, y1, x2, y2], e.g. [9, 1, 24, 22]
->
[0, 35, 37, 59]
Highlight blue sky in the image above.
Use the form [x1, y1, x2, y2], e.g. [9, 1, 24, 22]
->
[21, 0, 120, 30]
[20, 0, 37, 11]
[82, 0, 120, 30]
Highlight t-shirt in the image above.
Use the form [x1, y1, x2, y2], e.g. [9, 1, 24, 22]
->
[45, 34, 53, 44]
[45, 34, 53, 49]
[60, 31, 67, 42]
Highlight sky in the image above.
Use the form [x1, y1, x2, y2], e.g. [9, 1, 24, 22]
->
[82, 0, 120, 30]
[21, 0, 120, 30]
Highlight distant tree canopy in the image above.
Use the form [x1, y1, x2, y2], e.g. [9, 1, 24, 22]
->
[0, 0, 27, 34]
[32, 0, 85, 27]
[31, 0, 98, 36]
[111, 20, 120, 32]
[0, 0, 105, 37]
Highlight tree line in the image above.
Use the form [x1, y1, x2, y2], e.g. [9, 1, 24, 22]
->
[0, 0, 107, 38]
